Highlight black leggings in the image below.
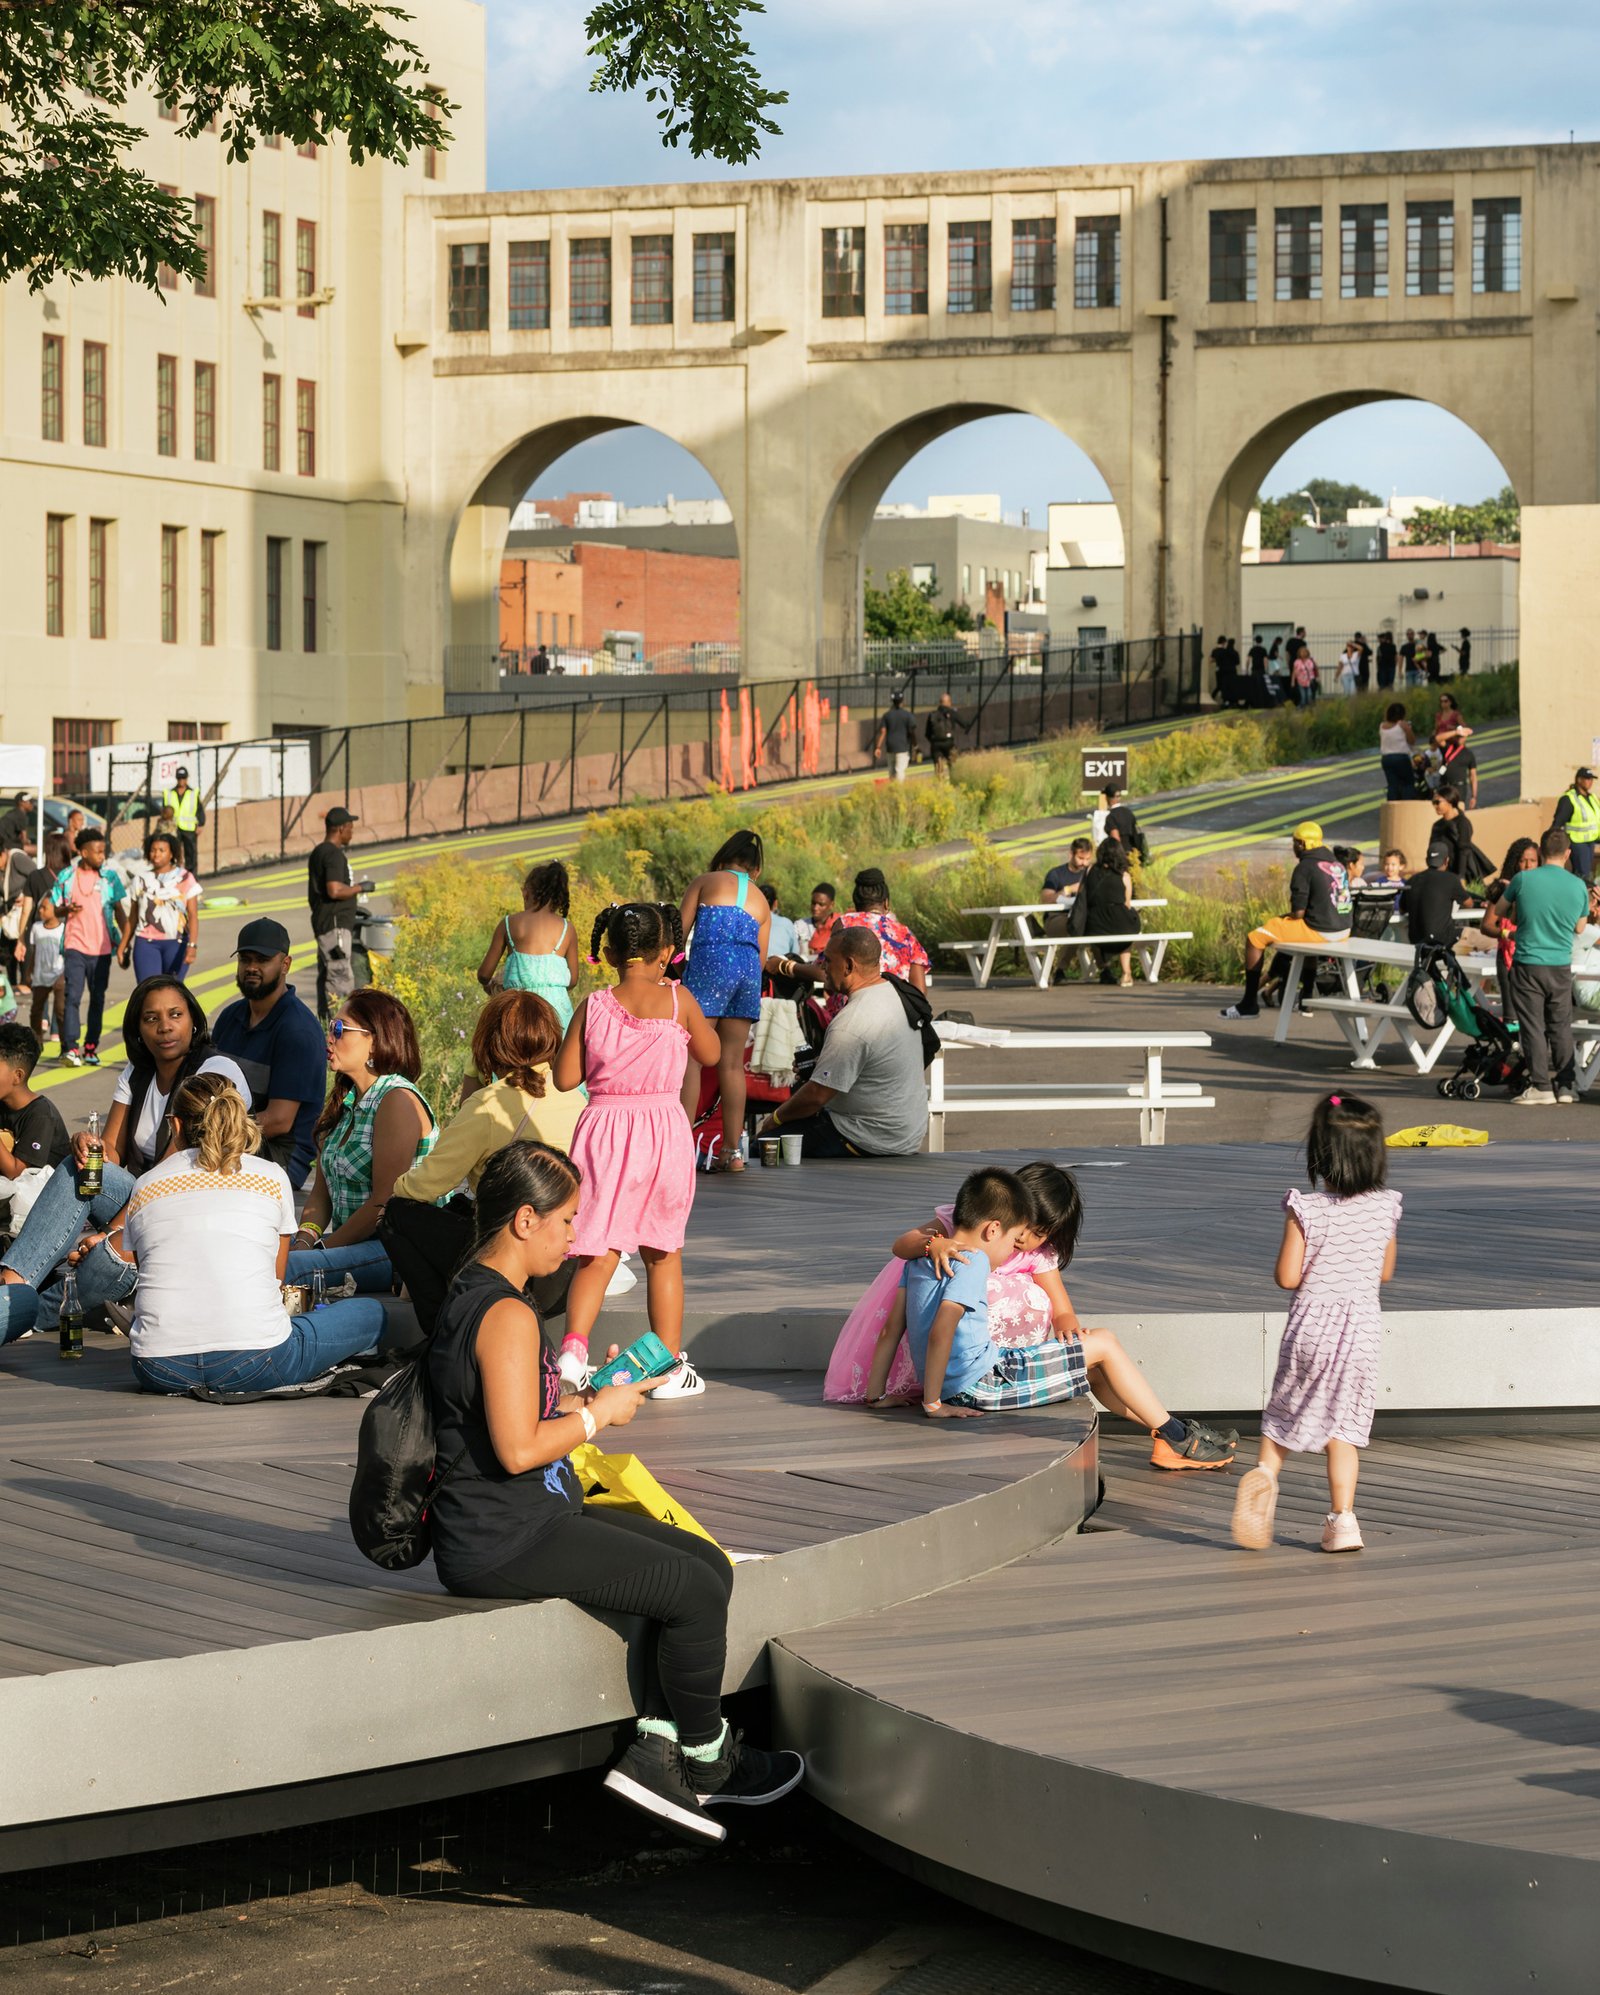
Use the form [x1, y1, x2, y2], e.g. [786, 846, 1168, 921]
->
[381, 1195, 574, 1350]
[453, 1510, 734, 1745]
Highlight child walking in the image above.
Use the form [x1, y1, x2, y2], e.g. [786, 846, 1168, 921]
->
[552, 902, 720, 1401]
[1233, 1093, 1401, 1555]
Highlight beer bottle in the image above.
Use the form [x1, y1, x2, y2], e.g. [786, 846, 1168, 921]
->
[77, 1110, 103, 1201]
[60, 1269, 84, 1361]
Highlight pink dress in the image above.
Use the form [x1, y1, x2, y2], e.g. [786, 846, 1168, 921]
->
[822, 1203, 1059, 1404]
[569, 985, 696, 1256]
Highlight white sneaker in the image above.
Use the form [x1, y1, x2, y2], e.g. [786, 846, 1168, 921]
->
[650, 1358, 706, 1400]
[1515, 1087, 1557, 1106]
[557, 1344, 592, 1391]
[1555, 1087, 1578, 1105]
[1321, 1510, 1364, 1554]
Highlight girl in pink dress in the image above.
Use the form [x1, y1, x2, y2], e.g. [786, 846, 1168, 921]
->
[553, 902, 720, 1401]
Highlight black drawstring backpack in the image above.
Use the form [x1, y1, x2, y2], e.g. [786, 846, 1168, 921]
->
[348, 1351, 462, 1570]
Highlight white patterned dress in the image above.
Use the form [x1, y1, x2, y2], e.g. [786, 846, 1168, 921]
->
[1261, 1185, 1403, 1452]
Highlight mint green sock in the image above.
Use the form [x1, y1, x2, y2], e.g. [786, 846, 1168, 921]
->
[680, 1720, 730, 1764]
[636, 1716, 677, 1743]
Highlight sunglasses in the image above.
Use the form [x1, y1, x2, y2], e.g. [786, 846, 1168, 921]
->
[328, 1019, 371, 1042]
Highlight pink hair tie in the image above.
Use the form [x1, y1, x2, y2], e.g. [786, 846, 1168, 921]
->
[587, 953, 600, 966]
[671, 951, 686, 965]
[1329, 1095, 1342, 1106]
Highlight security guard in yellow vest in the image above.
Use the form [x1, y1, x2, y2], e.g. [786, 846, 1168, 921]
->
[1553, 767, 1600, 882]
[161, 768, 204, 877]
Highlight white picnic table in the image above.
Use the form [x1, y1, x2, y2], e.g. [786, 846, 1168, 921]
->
[943, 900, 1177, 990]
[927, 1019, 1214, 1148]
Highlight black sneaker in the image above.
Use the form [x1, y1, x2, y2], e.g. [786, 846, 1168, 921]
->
[1188, 1416, 1240, 1447]
[684, 1727, 806, 1809]
[1149, 1420, 1237, 1471]
[603, 1731, 726, 1842]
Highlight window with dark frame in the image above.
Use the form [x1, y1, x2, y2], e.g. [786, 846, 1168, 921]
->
[160, 525, 180, 644]
[631, 234, 674, 324]
[1010, 218, 1056, 312]
[200, 530, 220, 647]
[1473, 197, 1521, 294]
[423, 92, 444, 180]
[193, 194, 216, 296]
[448, 241, 490, 331]
[295, 218, 316, 317]
[296, 140, 318, 160]
[41, 333, 63, 441]
[262, 210, 281, 300]
[158, 97, 178, 121]
[883, 224, 928, 315]
[157, 184, 179, 290]
[53, 720, 114, 793]
[1406, 200, 1454, 296]
[157, 354, 178, 456]
[1274, 206, 1322, 301]
[820, 227, 866, 317]
[82, 341, 107, 446]
[1073, 216, 1120, 309]
[88, 519, 109, 640]
[947, 221, 991, 315]
[262, 372, 281, 471]
[693, 232, 735, 322]
[193, 361, 216, 463]
[296, 379, 316, 476]
[1340, 203, 1388, 299]
[45, 515, 66, 637]
[508, 240, 551, 329]
[569, 238, 612, 327]
[1209, 209, 1257, 302]
[302, 541, 323, 652]
[266, 536, 288, 650]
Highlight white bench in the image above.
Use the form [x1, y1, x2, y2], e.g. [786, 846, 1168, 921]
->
[1063, 931, 1190, 985]
[1300, 995, 1457, 1074]
[942, 901, 1168, 990]
[928, 1023, 1214, 1149]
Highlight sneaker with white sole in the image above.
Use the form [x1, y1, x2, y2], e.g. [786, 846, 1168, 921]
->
[103, 1300, 134, 1336]
[603, 1731, 726, 1843]
[684, 1727, 806, 1809]
[1321, 1509, 1364, 1553]
[557, 1343, 592, 1392]
[650, 1358, 706, 1400]
[1219, 1003, 1259, 1020]
[1231, 1465, 1279, 1550]
[1516, 1087, 1557, 1106]
[1556, 1087, 1578, 1105]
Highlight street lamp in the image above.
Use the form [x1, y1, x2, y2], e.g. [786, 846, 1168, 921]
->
[1296, 490, 1322, 526]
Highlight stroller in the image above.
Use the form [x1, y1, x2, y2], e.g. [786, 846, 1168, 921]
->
[1406, 944, 1524, 1101]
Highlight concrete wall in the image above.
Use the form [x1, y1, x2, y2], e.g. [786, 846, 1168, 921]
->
[1519, 503, 1600, 797]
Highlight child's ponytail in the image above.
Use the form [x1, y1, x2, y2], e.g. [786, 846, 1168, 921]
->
[1306, 1093, 1387, 1196]
[588, 901, 678, 968]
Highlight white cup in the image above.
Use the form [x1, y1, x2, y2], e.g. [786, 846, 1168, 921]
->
[780, 1134, 803, 1166]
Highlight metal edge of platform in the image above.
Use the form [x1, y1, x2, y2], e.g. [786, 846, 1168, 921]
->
[0, 1416, 1098, 1848]
[768, 1645, 1592, 1995]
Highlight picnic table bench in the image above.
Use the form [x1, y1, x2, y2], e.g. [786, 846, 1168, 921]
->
[942, 901, 1180, 990]
[928, 1019, 1214, 1149]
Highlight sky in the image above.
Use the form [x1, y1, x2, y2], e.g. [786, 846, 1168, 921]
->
[487, 0, 1587, 515]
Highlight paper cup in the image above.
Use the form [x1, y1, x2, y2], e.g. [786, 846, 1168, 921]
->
[781, 1134, 803, 1166]
[758, 1136, 782, 1167]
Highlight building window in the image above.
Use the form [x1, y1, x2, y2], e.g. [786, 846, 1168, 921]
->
[302, 541, 324, 652]
[947, 221, 991, 315]
[193, 193, 216, 296]
[821, 226, 866, 317]
[1340, 203, 1388, 299]
[263, 134, 281, 151]
[295, 379, 316, 476]
[262, 372, 281, 471]
[41, 334, 64, 441]
[423, 92, 444, 180]
[508, 240, 550, 329]
[693, 232, 735, 322]
[569, 238, 612, 327]
[1011, 219, 1056, 312]
[53, 720, 114, 793]
[1473, 197, 1521, 294]
[448, 241, 490, 331]
[1209, 209, 1257, 302]
[45, 514, 67, 637]
[295, 218, 316, 316]
[1274, 206, 1322, 302]
[1073, 215, 1121, 309]
[193, 361, 216, 463]
[296, 139, 318, 160]
[961, 564, 971, 596]
[883, 224, 928, 316]
[631, 234, 673, 325]
[160, 526, 181, 644]
[158, 97, 178, 122]
[1406, 200, 1454, 296]
[262, 210, 281, 301]
[88, 519, 109, 640]
[266, 536, 288, 650]
[157, 184, 179, 289]
[83, 341, 107, 446]
[200, 530, 220, 646]
[155, 353, 178, 457]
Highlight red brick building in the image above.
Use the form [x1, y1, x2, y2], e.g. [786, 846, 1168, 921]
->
[499, 541, 740, 659]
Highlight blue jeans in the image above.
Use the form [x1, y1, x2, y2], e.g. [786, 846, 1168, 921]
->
[1382, 752, 1415, 802]
[286, 1239, 393, 1294]
[132, 936, 188, 982]
[2, 1159, 138, 1334]
[0, 1286, 39, 1344]
[131, 1296, 389, 1394]
[63, 948, 112, 1052]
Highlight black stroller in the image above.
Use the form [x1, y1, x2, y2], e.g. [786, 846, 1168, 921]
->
[1406, 944, 1525, 1101]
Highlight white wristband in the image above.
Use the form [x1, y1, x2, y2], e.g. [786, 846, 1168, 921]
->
[579, 1407, 598, 1442]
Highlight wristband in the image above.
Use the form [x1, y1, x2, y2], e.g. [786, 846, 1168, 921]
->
[923, 1399, 942, 1410]
[579, 1408, 598, 1442]
[297, 1220, 323, 1240]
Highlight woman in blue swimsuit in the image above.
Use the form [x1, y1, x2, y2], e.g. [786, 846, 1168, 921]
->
[678, 831, 771, 1173]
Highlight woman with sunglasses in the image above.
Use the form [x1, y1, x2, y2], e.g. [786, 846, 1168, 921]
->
[287, 987, 436, 1295]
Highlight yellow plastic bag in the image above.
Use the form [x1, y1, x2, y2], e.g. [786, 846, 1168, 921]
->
[1385, 1124, 1489, 1149]
[569, 1441, 720, 1548]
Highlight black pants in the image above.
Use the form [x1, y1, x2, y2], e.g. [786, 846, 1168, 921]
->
[776, 1107, 867, 1158]
[454, 1510, 733, 1744]
[178, 831, 199, 876]
[380, 1194, 574, 1350]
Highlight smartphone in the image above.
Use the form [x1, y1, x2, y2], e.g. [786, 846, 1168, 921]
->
[589, 1331, 680, 1390]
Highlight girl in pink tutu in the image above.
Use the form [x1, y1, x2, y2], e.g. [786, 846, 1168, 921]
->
[553, 902, 720, 1401]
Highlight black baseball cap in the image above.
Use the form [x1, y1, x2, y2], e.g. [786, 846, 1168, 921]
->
[324, 806, 357, 828]
[234, 917, 292, 958]
[175, 766, 189, 778]
[1577, 768, 1596, 783]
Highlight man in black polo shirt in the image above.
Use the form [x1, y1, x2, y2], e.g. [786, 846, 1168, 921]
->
[873, 691, 918, 782]
[210, 918, 331, 1182]
[1403, 849, 1468, 949]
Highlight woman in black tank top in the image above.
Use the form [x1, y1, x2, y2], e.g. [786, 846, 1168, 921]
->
[427, 1141, 803, 1840]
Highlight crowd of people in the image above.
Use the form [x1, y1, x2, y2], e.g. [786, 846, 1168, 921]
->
[1214, 627, 1473, 707]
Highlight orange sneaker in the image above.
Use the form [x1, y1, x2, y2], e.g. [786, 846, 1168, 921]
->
[1231, 1466, 1279, 1549]
[1148, 1420, 1236, 1471]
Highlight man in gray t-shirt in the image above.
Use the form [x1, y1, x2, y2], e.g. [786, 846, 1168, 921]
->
[760, 927, 928, 1157]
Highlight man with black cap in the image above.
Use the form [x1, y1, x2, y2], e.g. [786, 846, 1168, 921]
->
[873, 690, 917, 782]
[308, 807, 366, 1019]
[210, 918, 330, 1181]
[1552, 768, 1600, 882]
[161, 767, 204, 877]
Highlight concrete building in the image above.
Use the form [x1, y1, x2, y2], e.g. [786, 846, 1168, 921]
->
[498, 539, 739, 662]
[0, 0, 486, 787]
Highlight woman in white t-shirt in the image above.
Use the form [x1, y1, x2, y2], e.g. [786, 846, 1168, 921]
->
[122, 1074, 389, 1394]
[117, 831, 201, 984]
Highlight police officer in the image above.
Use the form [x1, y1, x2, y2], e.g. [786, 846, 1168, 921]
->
[161, 767, 205, 877]
[1552, 767, 1600, 882]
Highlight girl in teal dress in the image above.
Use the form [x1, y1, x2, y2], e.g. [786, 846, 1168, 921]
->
[478, 861, 581, 1033]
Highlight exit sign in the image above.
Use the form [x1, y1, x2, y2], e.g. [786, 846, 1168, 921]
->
[1081, 746, 1129, 790]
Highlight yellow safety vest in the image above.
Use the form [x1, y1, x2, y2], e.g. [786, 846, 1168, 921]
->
[163, 786, 199, 832]
[1563, 787, 1600, 845]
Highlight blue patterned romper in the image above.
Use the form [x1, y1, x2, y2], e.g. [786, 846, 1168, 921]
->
[683, 870, 763, 1023]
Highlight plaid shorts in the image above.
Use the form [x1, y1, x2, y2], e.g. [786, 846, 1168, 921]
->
[949, 1337, 1090, 1410]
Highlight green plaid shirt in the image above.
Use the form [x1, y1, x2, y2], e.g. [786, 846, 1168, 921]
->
[322, 1073, 435, 1229]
